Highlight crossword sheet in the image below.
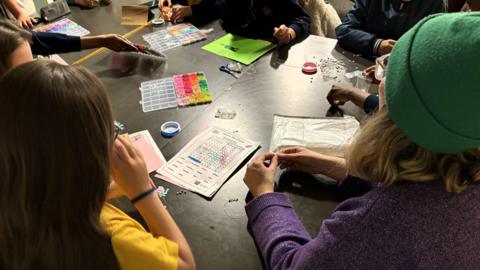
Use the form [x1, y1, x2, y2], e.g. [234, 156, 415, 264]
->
[157, 127, 259, 197]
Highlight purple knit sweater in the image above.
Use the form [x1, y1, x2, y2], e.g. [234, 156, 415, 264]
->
[245, 176, 480, 269]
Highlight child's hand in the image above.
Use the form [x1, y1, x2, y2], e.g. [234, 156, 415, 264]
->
[327, 84, 356, 106]
[110, 136, 153, 200]
[362, 65, 381, 84]
[273, 25, 296, 44]
[16, 13, 36, 29]
[327, 84, 371, 109]
[171, 5, 192, 23]
[378, 39, 396, 55]
[276, 147, 325, 174]
[243, 152, 278, 197]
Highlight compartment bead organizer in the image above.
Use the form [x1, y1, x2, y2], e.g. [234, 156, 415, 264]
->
[34, 18, 90, 36]
[174, 72, 211, 107]
[142, 23, 207, 52]
[140, 72, 212, 113]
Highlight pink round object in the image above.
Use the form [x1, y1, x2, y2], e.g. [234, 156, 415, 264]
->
[302, 62, 317, 74]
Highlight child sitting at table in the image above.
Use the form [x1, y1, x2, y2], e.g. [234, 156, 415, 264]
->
[160, 0, 311, 44]
[0, 60, 196, 270]
[336, 0, 445, 59]
[0, 19, 137, 76]
[243, 12, 480, 269]
[329, 0, 479, 114]
[0, 0, 110, 29]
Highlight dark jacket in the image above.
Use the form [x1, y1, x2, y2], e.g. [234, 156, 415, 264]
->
[191, 0, 311, 40]
[31, 32, 81, 55]
[336, 0, 445, 58]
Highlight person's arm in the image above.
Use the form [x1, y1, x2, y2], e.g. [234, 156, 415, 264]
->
[327, 84, 376, 113]
[278, 0, 311, 39]
[275, 147, 347, 181]
[245, 190, 376, 269]
[31, 32, 137, 55]
[111, 137, 195, 270]
[31, 32, 81, 55]
[133, 192, 195, 270]
[335, 0, 380, 57]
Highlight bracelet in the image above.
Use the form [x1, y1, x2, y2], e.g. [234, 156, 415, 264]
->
[130, 187, 157, 204]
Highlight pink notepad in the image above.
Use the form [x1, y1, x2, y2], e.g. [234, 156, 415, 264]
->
[129, 130, 166, 173]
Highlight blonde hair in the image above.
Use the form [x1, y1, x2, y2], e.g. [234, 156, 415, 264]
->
[346, 109, 480, 193]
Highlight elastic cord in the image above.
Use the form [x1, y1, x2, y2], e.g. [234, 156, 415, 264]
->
[130, 187, 157, 204]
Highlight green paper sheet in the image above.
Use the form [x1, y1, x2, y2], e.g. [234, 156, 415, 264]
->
[202, 34, 276, 65]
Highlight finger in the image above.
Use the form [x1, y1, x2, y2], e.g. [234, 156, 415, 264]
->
[171, 13, 178, 22]
[276, 153, 298, 161]
[278, 31, 289, 40]
[273, 27, 279, 35]
[269, 154, 279, 169]
[250, 152, 275, 168]
[113, 139, 130, 161]
[111, 143, 128, 172]
[132, 144, 146, 163]
[117, 136, 136, 158]
[27, 18, 33, 28]
[279, 147, 301, 155]
[363, 65, 375, 73]
[259, 152, 276, 163]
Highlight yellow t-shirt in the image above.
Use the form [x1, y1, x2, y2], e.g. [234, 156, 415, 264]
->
[100, 203, 179, 270]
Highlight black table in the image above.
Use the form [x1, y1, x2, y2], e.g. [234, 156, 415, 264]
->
[54, 3, 373, 269]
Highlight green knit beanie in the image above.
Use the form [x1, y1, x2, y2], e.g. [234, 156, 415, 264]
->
[386, 12, 480, 154]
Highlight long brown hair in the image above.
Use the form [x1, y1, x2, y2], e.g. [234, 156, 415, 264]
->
[0, 19, 32, 76]
[347, 109, 480, 193]
[0, 60, 119, 269]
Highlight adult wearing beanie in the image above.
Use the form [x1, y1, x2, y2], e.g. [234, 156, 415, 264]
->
[243, 12, 480, 270]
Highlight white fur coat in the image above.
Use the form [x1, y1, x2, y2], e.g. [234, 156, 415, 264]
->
[300, 0, 341, 38]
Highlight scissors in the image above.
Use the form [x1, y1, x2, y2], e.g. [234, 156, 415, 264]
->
[219, 65, 240, 78]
